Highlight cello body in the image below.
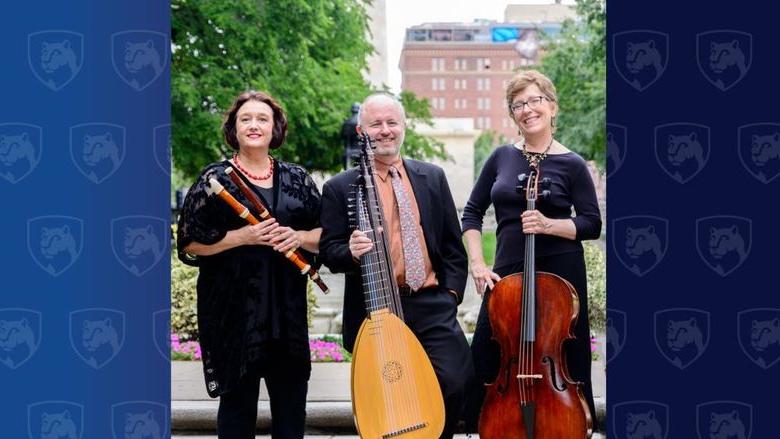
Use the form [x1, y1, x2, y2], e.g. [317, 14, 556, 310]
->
[479, 272, 592, 438]
[352, 310, 445, 439]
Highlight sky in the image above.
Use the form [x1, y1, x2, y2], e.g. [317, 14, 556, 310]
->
[383, 0, 576, 92]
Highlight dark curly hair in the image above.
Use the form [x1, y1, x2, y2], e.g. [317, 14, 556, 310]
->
[222, 90, 288, 150]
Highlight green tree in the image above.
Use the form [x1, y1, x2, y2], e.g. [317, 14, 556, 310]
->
[473, 130, 508, 179]
[539, 0, 606, 168]
[172, 0, 446, 181]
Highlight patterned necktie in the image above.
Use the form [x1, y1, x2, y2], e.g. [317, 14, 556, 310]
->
[388, 166, 425, 291]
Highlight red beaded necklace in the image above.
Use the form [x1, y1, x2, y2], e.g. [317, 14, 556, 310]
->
[233, 153, 274, 180]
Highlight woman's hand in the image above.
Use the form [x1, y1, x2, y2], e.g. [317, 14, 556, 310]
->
[271, 226, 302, 254]
[235, 217, 279, 246]
[522, 209, 554, 235]
[471, 262, 501, 296]
[349, 229, 374, 260]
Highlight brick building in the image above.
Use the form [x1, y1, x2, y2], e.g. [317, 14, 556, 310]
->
[400, 5, 574, 141]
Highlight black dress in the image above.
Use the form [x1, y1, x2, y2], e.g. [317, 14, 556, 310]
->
[460, 144, 602, 429]
[176, 159, 321, 398]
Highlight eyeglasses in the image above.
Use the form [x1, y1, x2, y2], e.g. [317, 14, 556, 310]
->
[509, 96, 549, 114]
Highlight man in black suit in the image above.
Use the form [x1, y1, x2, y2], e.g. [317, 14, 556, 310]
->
[319, 93, 474, 439]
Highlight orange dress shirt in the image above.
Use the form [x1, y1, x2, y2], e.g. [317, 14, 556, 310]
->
[372, 157, 438, 291]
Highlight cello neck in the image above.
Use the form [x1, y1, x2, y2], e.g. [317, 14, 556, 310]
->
[522, 168, 539, 341]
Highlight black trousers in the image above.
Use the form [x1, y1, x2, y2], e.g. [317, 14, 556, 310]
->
[463, 251, 596, 431]
[401, 286, 475, 439]
[217, 356, 309, 439]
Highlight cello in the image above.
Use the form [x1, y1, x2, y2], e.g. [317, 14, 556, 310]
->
[349, 133, 445, 439]
[478, 164, 592, 438]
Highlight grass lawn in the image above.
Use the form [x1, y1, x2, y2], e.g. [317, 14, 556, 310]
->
[481, 231, 496, 266]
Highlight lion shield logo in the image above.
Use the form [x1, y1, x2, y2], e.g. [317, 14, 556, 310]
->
[111, 401, 168, 439]
[613, 30, 669, 92]
[27, 215, 84, 276]
[654, 123, 710, 184]
[738, 308, 780, 370]
[153, 124, 171, 176]
[737, 123, 780, 184]
[607, 124, 628, 177]
[612, 216, 669, 276]
[28, 401, 84, 439]
[111, 216, 168, 276]
[696, 401, 752, 439]
[69, 123, 126, 184]
[69, 308, 126, 369]
[613, 400, 669, 439]
[153, 309, 170, 361]
[654, 308, 710, 370]
[0, 308, 41, 370]
[696, 216, 751, 277]
[697, 30, 752, 91]
[606, 309, 628, 364]
[0, 123, 43, 184]
[27, 31, 84, 91]
[111, 31, 168, 91]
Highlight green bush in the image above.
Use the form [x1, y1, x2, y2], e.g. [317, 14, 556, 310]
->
[584, 241, 606, 332]
[171, 252, 199, 341]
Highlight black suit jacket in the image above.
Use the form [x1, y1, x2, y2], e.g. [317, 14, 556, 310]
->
[319, 158, 468, 352]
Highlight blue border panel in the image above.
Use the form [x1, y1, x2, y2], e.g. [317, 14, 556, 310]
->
[608, 1, 777, 438]
[1, 2, 171, 438]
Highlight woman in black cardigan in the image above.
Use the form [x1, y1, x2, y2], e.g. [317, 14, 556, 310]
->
[461, 70, 602, 429]
[177, 91, 321, 439]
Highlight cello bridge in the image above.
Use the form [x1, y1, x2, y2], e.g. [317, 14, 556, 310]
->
[516, 374, 543, 380]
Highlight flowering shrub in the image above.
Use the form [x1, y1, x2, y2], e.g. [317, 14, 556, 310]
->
[171, 333, 202, 361]
[310, 335, 351, 363]
[590, 336, 599, 361]
[170, 333, 351, 362]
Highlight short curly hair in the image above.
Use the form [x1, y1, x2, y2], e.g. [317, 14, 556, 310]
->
[505, 70, 558, 116]
[222, 90, 288, 150]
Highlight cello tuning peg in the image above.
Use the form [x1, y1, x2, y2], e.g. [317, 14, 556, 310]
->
[516, 184, 526, 195]
[517, 173, 528, 183]
[541, 190, 551, 200]
[541, 177, 552, 189]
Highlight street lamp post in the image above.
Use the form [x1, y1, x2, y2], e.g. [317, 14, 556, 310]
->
[341, 103, 361, 170]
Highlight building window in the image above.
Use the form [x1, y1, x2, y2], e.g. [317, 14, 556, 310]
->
[484, 117, 491, 129]
[439, 97, 446, 110]
[432, 78, 438, 91]
[477, 57, 491, 71]
[462, 99, 467, 109]
[484, 78, 491, 91]
[439, 78, 445, 90]
[431, 58, 445, 72]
